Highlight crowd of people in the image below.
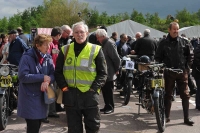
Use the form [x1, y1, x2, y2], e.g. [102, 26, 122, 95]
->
[0, 21, 200, 132]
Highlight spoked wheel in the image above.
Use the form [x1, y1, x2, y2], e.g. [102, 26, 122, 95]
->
[123, 78, 132, 105]
[0, 94, 8, 131]
[154, 90, 165, 132]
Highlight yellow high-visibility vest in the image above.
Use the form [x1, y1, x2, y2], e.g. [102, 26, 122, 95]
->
[61, 42, 101, 92]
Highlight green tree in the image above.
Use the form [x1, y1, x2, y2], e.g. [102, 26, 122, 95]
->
[98, 11, 109, 25]
[41, 0, 89, 27]
[7, 13, 22, 31]
[88, 9, 99, 27]
[196, 9, 200, 22]
[0, 17, 8, 33]
[175, 8, 200, 27]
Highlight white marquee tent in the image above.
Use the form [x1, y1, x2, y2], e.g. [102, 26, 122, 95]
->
[106, 20, 166, 39]
[179, 25, 200, 38]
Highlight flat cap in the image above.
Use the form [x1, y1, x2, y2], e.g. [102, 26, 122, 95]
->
[8, 30, 18, 35]
[17, 27, 23, 32]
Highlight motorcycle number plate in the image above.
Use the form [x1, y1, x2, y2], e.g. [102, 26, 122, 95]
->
[1, 76, 12, 87]
[151, 79, 164, 88]
[125, 61, 135, 70]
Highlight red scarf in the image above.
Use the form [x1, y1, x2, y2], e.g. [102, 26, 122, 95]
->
[35, 49, 44, 65]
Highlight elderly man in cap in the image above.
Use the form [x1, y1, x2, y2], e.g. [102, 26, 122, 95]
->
[6, 30, 29, 66]
[17, 27, 29, 46]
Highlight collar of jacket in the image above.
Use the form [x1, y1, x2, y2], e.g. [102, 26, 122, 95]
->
[166, 34, 179, 42]
[101, 37, 109, 47]
[74, 39, 88, 56]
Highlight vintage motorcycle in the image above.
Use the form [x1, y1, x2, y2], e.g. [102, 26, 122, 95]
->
[135, 57, 166, 132]
[116, 55, 136, 105]
[0, 64, 18, 131]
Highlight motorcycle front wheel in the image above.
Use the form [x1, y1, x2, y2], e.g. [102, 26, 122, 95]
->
[154, 90, 165, 132]
[123, 78, 132, 105]
[0, 94, 8, 131]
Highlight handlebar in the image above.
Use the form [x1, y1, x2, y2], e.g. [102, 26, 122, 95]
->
[147, 63, 165, 68]
[165, 68, 183, 73]
[126, 55, 138, 59]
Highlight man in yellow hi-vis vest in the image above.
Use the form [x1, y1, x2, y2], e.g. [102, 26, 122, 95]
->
[55, 21, 107, 133]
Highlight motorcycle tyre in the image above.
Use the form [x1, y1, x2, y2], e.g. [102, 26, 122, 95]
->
[154, 91, 165, 132]
[0, 94, 8, 131]
[123, 78, 132, 105]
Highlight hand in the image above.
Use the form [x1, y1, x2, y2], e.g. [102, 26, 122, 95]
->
[116, 71, 119, 75]
[89, 88, 95, 92]
[41, 82, 49, 92]
[130, 50, 135, 55]
[44, 75, 51, 83]
[62, 87, 68, 91]
[3, 60, 8, 64]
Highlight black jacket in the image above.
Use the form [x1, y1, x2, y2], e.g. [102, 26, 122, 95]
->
[155, 34, 194, 70]
[192, 44, 200, 79]
[117, 40, 131, 57]
[54, 40, 107, 92]
[88, 32, 101, 45]
[134, 35, 157, 60]
[58, 37, 72, 50]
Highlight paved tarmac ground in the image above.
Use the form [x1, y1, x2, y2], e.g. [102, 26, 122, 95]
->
[0, 89, 200, 133]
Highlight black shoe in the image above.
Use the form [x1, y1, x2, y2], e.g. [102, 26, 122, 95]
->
[100, 108, 106, 112]
[166, 118, 170, 123]
[48, 114, 60, 118]
[104, 109, 114, 114]
[56, 107, 65, 112]
[184, 118, 194, 126]
[41, 118, 49, 123]
[189, 89, 196, 96]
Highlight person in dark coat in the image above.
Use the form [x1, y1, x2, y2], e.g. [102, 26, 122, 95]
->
[96, 29, 121, 114]
[155, 22, 194, 126]
[130, 32, 142, 52]
[7, 30, 29, 65]
[192, 44, 200, 110]
[116, 33, 131, 57]
[17, 34, 55, 133]
[132, 29, 157, 61]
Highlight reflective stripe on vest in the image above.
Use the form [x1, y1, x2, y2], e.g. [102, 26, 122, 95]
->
[63, 44, 97, 72]
[61, 43, 101, 92]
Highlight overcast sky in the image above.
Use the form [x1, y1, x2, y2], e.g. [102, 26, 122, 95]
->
[0, 0, 199, 19]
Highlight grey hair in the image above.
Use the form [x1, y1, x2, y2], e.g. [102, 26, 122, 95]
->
[135, 32, 142, 37]
[95, 29, 107, 37]
[60, 25, 72, 31]
[144, 29, 150, 36]
[72, 21, 88, 32]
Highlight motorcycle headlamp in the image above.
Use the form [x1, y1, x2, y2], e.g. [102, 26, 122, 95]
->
[153, 66, 159, 72]
[0, 66, 10, 76]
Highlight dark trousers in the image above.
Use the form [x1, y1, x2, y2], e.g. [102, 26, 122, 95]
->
[164, 69, 190, 118]
[66, 107, 100, 133]
[101, 81, 114, 110]
[194, 78, 200, 109]
[25, 119, 42, 133]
